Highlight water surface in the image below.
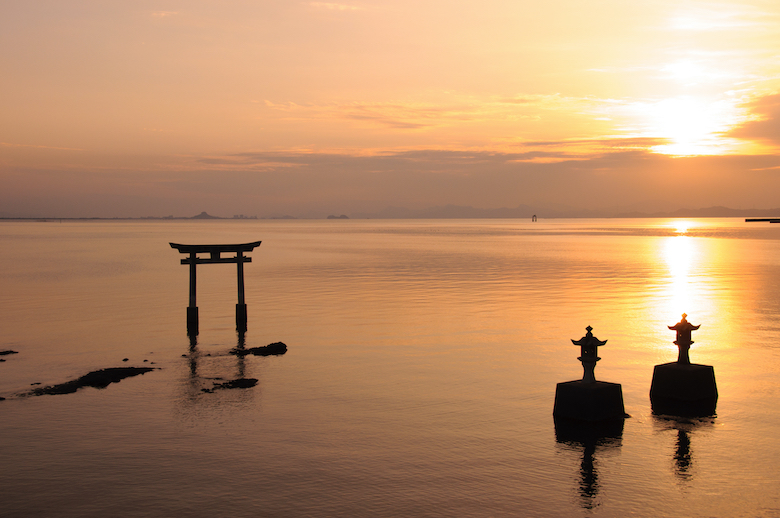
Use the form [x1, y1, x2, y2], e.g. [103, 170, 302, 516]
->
[2, 218, 779, 516]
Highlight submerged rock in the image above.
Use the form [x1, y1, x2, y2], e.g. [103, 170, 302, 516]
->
[0, 350, 19, 356]
[26, 367, 156, 396]
[230, 342, 287, 357]
[201, 378, 258, 393]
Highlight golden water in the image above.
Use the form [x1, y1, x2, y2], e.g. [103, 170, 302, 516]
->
[1, 219, 779, 516]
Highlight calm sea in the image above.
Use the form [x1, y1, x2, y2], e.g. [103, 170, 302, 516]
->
[1, 218, 779, 517]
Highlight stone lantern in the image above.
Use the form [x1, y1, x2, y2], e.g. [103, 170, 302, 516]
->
[668, 313, 700, 365]
[554, 326, 625, 422]
[572, 325, 607, 383]
[650, 314, 718, 417]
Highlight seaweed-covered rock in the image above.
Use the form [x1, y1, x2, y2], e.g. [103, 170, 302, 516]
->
[201, 378, 258, 393]
[230, 342, 287, 357]
[27, 367, 156, 396]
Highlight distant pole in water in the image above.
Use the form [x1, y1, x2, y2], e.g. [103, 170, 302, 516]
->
[170, 241, 262, 335]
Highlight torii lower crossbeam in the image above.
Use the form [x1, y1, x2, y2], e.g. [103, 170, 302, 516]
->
[170, 241, 262, 335]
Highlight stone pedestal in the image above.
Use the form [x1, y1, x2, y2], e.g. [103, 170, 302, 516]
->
[650, 362, 717, 417]
[554, 380, 626, 422]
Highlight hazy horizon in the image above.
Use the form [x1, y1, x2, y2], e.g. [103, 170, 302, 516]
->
[2, 1, 780, 217]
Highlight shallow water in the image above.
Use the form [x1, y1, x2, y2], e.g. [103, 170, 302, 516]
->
[1, 218, 780, 517]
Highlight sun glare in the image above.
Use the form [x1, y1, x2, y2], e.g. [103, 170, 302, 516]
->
[671, 220, 691, 234]
[644, 97, 743, 156]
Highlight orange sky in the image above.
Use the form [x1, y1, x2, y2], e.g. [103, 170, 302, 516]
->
[1, 0, 779, 217]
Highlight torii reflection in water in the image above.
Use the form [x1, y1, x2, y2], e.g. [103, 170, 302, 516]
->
[183, 332, 251, 400]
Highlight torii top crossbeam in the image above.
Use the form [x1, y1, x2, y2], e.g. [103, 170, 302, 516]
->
[170, 241, 262, 255]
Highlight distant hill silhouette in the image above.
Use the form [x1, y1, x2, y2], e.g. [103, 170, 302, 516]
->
[352, 204, 607, 219]
[191, 211, 220, 219]
[351, 204, 780, 219]
[615, 206, 780, 218]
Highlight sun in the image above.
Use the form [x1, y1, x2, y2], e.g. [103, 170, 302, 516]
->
[617, 94, 751, 156]
[645, 97, 741, 156]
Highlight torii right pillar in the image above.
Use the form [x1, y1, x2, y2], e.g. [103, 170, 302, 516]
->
[650, 314, 718, 417]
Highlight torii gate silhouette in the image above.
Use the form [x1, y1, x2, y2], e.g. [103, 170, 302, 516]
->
[170, 241, 262, 336]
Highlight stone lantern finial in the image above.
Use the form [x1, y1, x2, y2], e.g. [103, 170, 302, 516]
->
[668, 313, 700, 365]
[572, 326, 608, 383]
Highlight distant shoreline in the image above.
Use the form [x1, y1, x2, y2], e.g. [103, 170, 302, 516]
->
[3, 214, 780, 222]
[3, 205, 779, 221]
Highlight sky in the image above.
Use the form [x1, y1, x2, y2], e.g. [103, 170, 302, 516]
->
[1, 0, 780, 218]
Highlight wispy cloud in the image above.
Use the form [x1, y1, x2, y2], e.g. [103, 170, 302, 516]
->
[262, 94, 599, 131]
[264, 99, 474, 129]
[728, 93, 780, 146]
[668, 3, 774, 31]
[151, 11, 178, 18]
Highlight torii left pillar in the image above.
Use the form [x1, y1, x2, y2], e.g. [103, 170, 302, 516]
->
[170, 241, 262, 336]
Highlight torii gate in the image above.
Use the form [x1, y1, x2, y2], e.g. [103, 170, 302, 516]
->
[170, 241, 262, 336]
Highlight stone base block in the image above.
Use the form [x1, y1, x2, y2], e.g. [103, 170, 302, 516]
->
[650, 362, 717, 417]
[553, 380, 626, 422]
[554, 415, 624, 445]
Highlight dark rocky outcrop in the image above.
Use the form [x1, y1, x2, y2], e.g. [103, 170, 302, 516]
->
[230, 342, 287, 356]
[0, 350, 19, 356]
[26, 367, 156, 396]
[201, 378, 258, 393]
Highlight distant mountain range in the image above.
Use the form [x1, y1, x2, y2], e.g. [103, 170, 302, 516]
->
[350, 204, 780, 219]
[614, 206, 780, 218]
[4, 206, 780, 220]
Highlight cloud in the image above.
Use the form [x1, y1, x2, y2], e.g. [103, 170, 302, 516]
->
[667, 3, 774, 31]
[263, 99, 476, 130]
[150, 11, 178, 18]
[7, 149, 780, 218]
[261, 94, 604, 134]
[181, 135, 673, 172]
[517, 137, 668, 150]
[727, 94, 780, 145]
